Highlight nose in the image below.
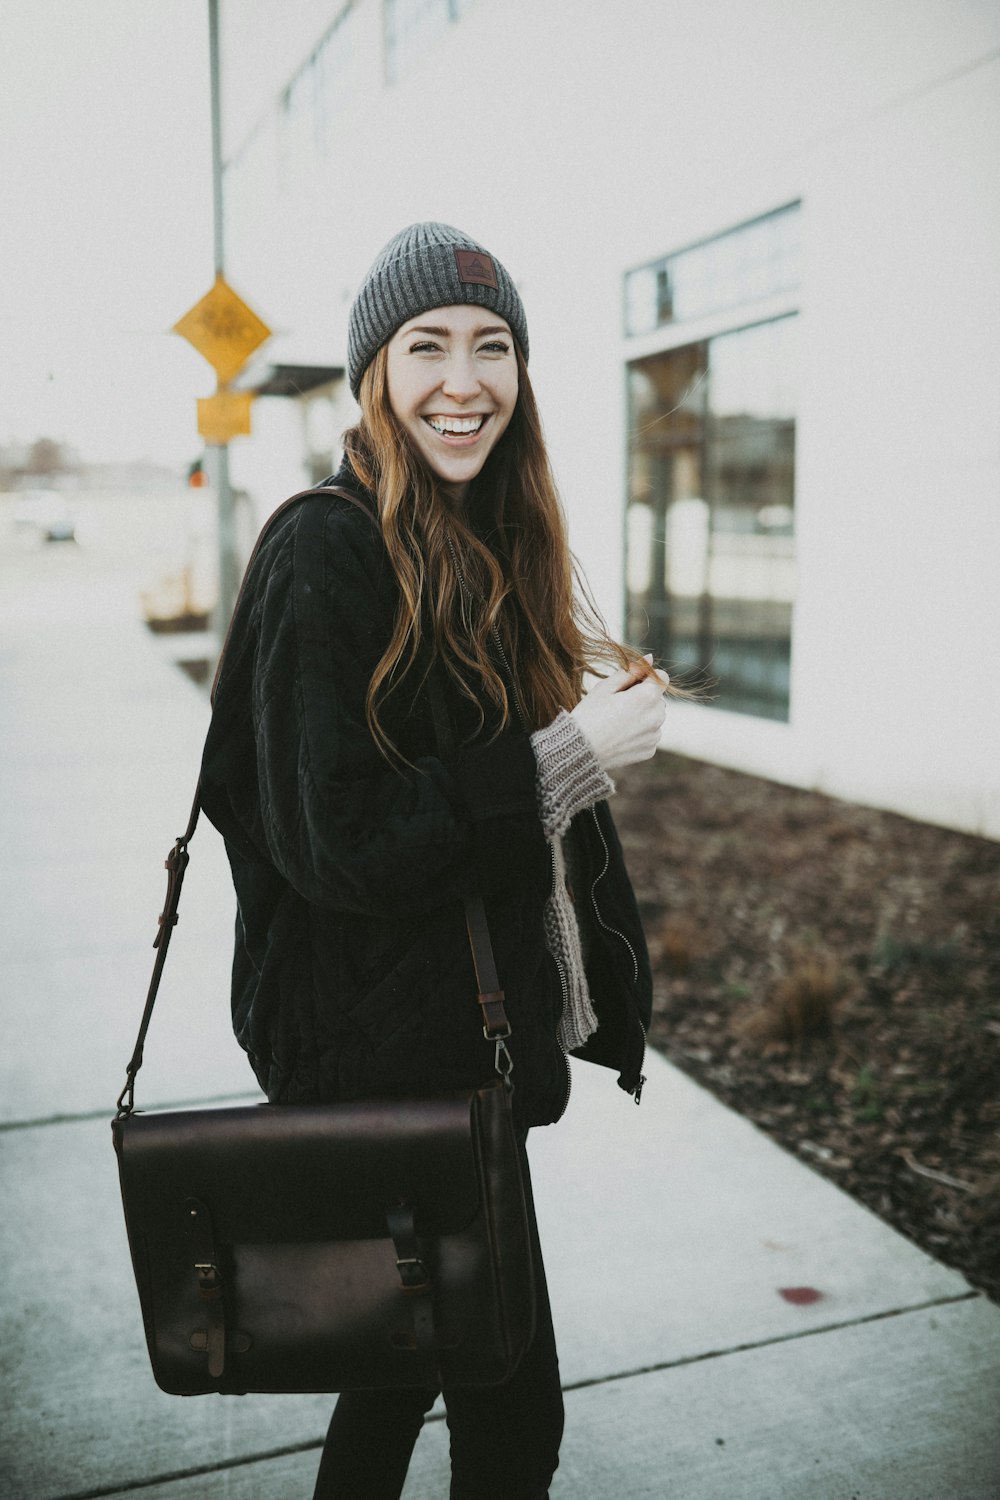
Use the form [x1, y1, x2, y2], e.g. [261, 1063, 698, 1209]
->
[440, 351, 481, 402]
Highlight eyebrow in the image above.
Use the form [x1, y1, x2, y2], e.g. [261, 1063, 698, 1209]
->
[406, 324, 511, 338]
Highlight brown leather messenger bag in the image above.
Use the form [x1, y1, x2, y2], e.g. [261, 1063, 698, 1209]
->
[111, 487, 536, 1395]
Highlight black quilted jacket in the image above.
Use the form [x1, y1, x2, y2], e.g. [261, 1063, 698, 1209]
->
[200, 464, 652, 1128]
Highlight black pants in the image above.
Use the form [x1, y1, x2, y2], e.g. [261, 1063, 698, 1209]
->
[311, 1143, 564, 1500]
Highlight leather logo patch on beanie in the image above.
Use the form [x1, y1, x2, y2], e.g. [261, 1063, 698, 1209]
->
[454, 248, 499, 289]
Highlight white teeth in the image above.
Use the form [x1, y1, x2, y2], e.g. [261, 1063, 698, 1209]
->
[427, 415, 485, 435]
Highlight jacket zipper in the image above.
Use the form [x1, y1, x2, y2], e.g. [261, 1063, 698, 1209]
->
[488, 622, 528, 730]
[588, 807, 639, 982]
[589, 806, 647, 1104]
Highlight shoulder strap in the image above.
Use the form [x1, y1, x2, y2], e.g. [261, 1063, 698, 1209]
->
[116, 485, 511, 1116]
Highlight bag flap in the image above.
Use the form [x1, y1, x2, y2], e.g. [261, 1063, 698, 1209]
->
[114, 1090, 488, 1242]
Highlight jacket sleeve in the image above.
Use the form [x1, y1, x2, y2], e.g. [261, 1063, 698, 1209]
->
[245, 500, 549, 918]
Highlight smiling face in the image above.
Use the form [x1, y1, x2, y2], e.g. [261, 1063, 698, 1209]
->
[385, 304, 519, 501]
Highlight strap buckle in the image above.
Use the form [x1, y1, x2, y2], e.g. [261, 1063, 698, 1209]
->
[186, 1198, 227, 1377]
[195, 1262, 223, 1302]
[386, 1204, 433, 1292]
[394, 1255, 431, 1292]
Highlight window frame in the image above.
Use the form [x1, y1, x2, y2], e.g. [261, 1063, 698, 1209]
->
[623, 200, 802, 339]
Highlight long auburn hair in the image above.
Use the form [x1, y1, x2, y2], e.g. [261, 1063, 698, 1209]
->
[343, 342, 657, 762]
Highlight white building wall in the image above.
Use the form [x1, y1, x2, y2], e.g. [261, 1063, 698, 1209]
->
[219, 0, 1000, 837]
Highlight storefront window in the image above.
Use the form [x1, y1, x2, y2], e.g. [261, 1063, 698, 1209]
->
[626, 315, 798, 721]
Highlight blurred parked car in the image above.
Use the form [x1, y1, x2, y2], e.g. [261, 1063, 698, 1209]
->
[12, 490, 77, 542]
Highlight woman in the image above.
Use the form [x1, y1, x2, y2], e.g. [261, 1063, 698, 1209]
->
[200, 222, 669, 1499]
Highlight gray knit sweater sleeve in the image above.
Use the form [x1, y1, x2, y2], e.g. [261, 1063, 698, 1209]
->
[530, 709, 614, 838]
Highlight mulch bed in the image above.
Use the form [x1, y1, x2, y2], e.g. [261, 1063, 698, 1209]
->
[612, 752, 1000, 1304]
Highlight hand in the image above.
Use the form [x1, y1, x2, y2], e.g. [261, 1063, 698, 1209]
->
[570, 657, 669, 773]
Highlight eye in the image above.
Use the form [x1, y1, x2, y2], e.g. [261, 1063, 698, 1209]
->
[479, 340, 510, 355]
[408, 340, 442, 354]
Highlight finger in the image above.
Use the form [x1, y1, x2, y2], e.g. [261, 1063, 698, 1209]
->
[620, 659, 653, 689]
[607, 666, 642, 694]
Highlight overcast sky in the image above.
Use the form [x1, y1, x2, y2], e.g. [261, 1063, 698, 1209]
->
[1, 2, 220, 466]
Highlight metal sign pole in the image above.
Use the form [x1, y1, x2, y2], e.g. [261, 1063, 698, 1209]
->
[208, 0, 239, 640]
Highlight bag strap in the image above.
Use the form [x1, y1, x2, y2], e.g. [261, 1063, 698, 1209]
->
[116, 483, 511, 1117]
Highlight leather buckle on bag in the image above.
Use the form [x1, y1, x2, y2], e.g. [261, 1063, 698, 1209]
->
[386, 1204, 432, 1294]
[195, 1262, 223, 1302]
[394, 1255, 431, 1292]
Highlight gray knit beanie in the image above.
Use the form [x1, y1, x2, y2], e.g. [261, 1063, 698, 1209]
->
[347, 222, 528, 397]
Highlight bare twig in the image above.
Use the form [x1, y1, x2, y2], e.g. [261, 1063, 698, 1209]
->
[897, 1147, 975, 1193]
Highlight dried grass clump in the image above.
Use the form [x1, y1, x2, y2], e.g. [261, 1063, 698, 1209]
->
[656, 913, 707, 976]
[741, 952, 850, 1048]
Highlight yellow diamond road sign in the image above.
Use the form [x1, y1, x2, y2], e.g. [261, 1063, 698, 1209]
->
[174, 275, 271, 385]
[197, 391, 255, 445]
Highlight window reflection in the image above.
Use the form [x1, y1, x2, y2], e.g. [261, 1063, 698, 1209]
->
[626, 315, 798, 721]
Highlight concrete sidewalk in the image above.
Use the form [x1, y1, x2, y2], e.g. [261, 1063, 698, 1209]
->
[2, 497, 998, 1500]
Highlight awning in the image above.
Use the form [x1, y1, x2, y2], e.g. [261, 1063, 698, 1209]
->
[235, 361, 345, 397]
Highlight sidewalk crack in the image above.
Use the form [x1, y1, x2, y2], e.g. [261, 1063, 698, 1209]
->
[560, 1290, 984, 1394]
